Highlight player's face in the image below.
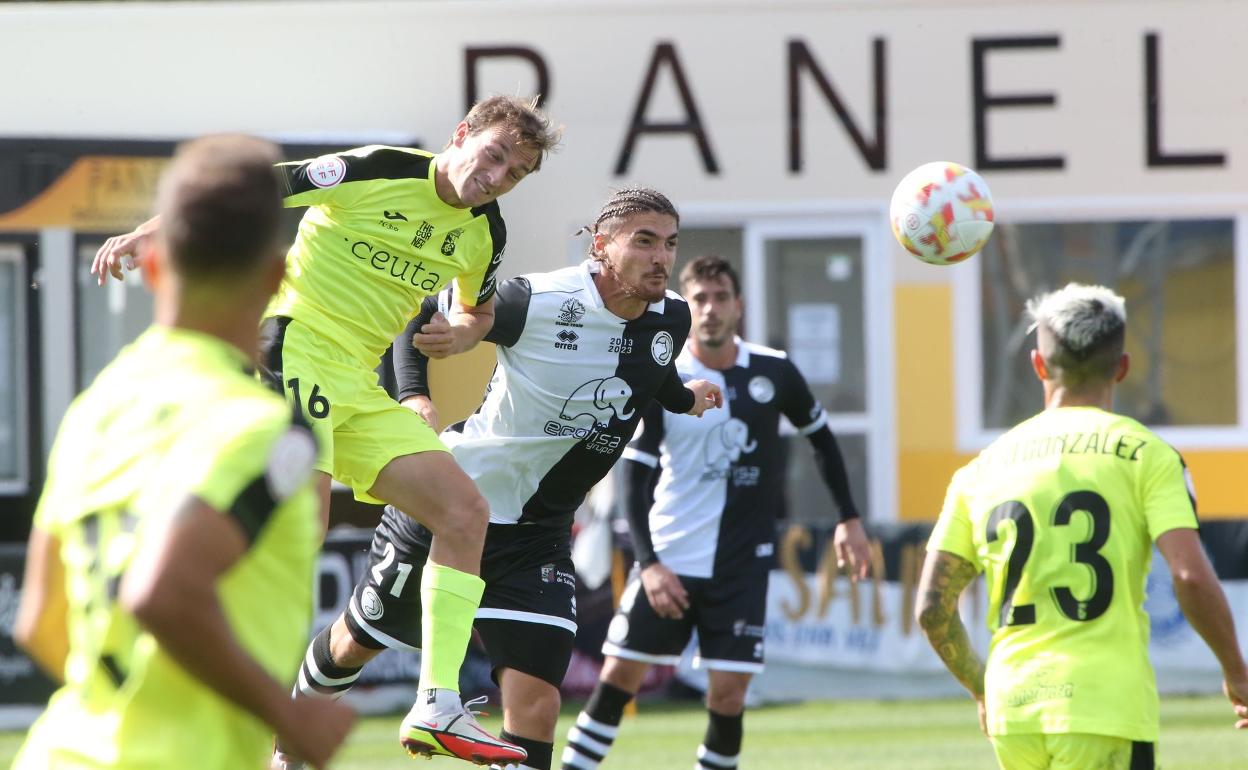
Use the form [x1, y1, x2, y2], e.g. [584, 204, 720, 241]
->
[597, 212, 678, 304]
[444, 123, 538, 207]
[683, 274, 741, 348]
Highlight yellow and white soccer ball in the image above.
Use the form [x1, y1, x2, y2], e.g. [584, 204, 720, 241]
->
[889, 161, 995, 266]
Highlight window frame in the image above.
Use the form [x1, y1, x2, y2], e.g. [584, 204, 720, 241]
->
[0, 244, 29, 494]
[680, 201, 898, 522]
[953, 197, 1248, 451]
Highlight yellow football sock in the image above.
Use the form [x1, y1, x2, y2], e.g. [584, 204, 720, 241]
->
[419, 561, 485, 693]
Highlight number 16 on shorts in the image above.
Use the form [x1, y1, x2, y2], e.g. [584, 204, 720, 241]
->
[286, 377, 331, 420]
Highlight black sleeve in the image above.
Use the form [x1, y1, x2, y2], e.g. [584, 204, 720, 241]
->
[655, 365, 695, 414]
[777, 356, 826, 433]
[482, 276, 531, 348]
[619, 401, 666, 565]
[394, 295, 440, 402]
[776, 357, 859, 520]
[806, 425, 860, 521]
[392, 277, 531, 402]
[275, 147, 432, 201]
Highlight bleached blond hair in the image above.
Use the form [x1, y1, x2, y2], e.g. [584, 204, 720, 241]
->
[1026, 283, 1127, 389]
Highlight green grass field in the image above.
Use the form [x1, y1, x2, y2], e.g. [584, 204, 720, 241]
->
[0, 695, 1240, 769]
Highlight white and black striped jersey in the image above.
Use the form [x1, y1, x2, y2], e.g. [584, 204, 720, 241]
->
[394, 260, 695, 531]
[621, 339, 859, 579]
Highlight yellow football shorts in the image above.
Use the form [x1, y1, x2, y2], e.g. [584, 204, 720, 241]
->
[990, 733, 1156, 770]
[262, 317, 447, 503]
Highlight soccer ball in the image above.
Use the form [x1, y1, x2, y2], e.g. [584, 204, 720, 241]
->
[889, 161, 995, 266]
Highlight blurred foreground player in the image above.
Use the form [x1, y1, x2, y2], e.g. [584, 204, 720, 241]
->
[94, 96, 561, 765]
[918, 283, 1248, 770]
[562, 255, 870, 770]
[13, 135, 354, 769]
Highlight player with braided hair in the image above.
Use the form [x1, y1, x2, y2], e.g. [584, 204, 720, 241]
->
[286, 186, 722, 770]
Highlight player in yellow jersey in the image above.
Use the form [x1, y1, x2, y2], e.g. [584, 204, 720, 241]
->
[12, 135, 355, 769]
[917, 283, 1248, 770]
[91, 96, 561, 766]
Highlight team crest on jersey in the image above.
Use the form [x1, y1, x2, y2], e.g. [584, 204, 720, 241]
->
[306, 155, 347, 188]
[557, 299, 587, 326]
[748, 376, 775, 404]
[265, 426, 318, 500]
[441, 228, 464, 256]
[651, 331, 674, 366]
[361, 586, 385, 620]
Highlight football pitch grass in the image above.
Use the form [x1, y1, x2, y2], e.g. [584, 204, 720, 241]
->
[0, 695, 1241, 769]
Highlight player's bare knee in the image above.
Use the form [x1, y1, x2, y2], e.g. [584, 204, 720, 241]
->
[427, 486, 489, 542]
[508, 686, 561, 736]
[600, 657, 646, 694]
[706, 688, 747, 716]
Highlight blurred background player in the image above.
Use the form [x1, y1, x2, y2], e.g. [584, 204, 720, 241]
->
[11, 135, 355, 769]
[287, 188, 722, 770]
[917, 283, 1248, 770]
[562, 255, 871, 770]
[92, 96, 561, 765]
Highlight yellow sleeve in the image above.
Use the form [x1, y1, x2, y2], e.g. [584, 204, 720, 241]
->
[1141, 440, 1199, 541]
[452, 205, 506, 307]
[160, 405, 318, 541]
[927, 465, 981, 569]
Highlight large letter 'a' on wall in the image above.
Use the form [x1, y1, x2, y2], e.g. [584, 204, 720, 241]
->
[614, 42, 719, 176]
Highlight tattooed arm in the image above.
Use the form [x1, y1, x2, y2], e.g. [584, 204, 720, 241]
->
[916, 550, 986, 702]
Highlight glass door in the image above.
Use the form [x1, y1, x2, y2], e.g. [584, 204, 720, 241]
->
[744, 218, 894, 524]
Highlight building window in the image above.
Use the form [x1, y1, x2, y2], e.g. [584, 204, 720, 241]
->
[76, 241, 153, 390]
[0, 245, 25, 489]
[974, 218, 1235, 433]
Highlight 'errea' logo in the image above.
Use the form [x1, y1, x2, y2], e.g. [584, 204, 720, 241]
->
[555, 330, 579, 350]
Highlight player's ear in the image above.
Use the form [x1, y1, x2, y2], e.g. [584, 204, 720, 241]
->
[1114, 352, 1130, 383]
[1029, 349, 1049, 381]
[139, 236, 162, 290]
[450, 120, 471, 148]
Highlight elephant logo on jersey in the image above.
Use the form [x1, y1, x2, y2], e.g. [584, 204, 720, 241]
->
[560, 377, 635, 427]
[703, 418, 757, 477]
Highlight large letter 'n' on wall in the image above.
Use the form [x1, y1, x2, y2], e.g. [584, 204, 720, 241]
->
[787, 38, 887, 173]
[614, 42, 719, 176]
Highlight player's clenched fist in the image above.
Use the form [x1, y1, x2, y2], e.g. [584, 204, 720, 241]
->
[413, 311, 456, 359]
[684, 378, 723, 418]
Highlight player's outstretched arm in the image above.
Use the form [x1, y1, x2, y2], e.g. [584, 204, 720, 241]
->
[12, 527, 69, 682]
[121, 496, 355, 767]
[91, 215, 161, 285]
[1156, 528, 1248, 728]
[916, 549, 986, 728]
